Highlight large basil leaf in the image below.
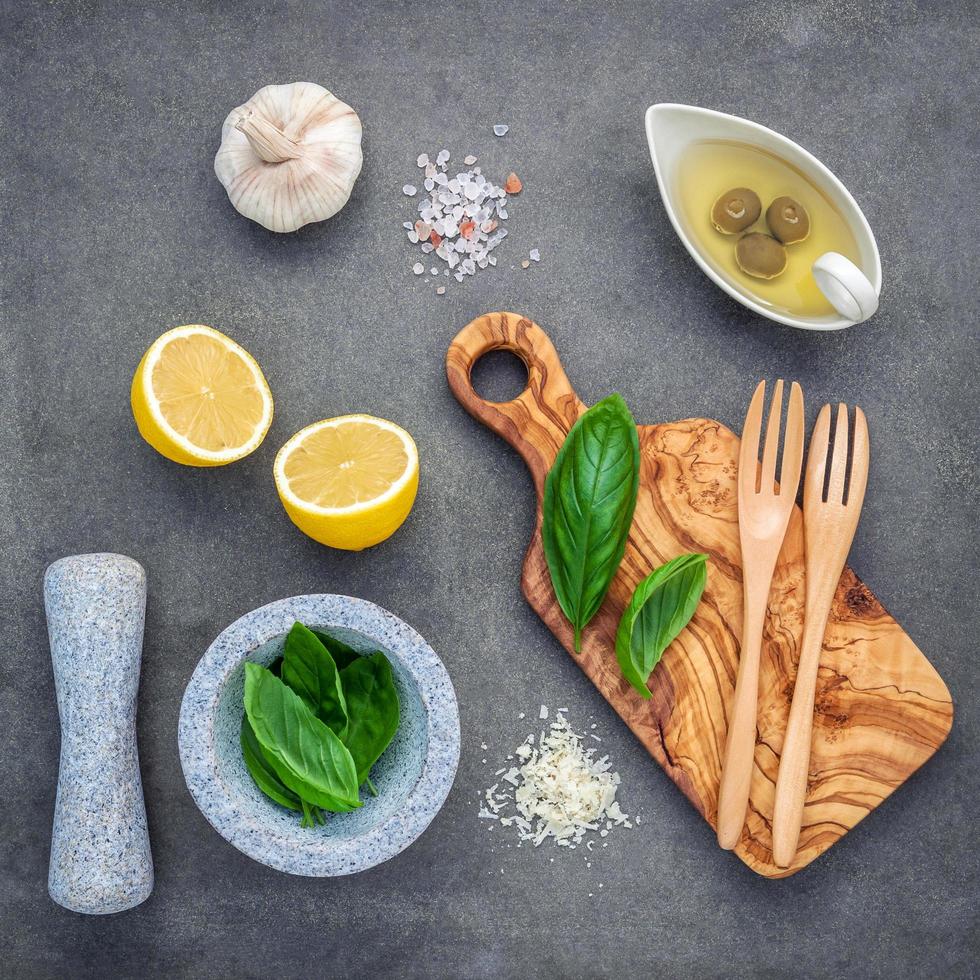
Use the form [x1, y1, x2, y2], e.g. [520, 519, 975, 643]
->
[244, 662, 361, 812]
[311, 629, 361, 670]
[542, 394, 640, 652]
[281, 622, 349, 739]
[240, 716, 302, 812]
[340, 653, 400, 785]
[615, 553, 707, 698]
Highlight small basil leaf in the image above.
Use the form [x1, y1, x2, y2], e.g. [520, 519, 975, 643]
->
[340, 653, 400, 785]
[542, 394, 640, 652]
[281, 622, 349, 739]
[240, 716, 302, 811]
[615, 553, 708, 698]
[311, 629, 361, 671]
[244, 662, 361, 812]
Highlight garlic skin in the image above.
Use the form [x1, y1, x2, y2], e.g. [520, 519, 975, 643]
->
[214, 82, 363, 233]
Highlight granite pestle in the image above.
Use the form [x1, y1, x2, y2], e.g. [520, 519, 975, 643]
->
[45, 553, 153, 914]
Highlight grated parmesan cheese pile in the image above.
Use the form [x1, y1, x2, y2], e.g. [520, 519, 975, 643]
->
[479, 708, 632, 848]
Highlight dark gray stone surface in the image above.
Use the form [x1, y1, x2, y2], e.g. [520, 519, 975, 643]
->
[1, 1, 977, 977]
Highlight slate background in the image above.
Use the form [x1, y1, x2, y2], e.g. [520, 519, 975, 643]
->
[2, 1, 977, 977]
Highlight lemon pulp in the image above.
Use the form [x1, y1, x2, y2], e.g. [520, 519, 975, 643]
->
[151, 333, 268, 453]
[282, 421, 410, 510]
[131, 325, 273, 466]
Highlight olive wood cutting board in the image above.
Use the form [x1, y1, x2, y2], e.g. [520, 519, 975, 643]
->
[446, 311, 953, 878]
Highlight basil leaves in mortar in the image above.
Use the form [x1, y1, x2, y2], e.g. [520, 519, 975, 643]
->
[616, 553, 708, 698]
[542, 394, 640, 652]
[241, 622, 400, 827]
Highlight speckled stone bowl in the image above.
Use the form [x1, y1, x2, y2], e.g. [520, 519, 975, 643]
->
[178, 595, 459, 876]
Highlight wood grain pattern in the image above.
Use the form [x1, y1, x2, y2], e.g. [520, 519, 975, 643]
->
[446, 311, 954, 878]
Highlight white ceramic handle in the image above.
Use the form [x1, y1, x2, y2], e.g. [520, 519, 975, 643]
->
[812, 252, 879, 324]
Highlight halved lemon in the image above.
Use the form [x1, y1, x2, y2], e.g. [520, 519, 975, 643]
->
[274, 415, 419, 550]
[131, 325, 273, 466]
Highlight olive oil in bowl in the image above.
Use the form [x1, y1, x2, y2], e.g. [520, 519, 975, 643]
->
[673, 139, 862, 319]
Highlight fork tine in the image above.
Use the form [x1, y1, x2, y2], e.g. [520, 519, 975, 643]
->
[778, 382, 805, 499]
[804, 404, 832, 509]
[759, 379, 784, 494]
[826, 403, 849, 503]
[846, 406, 870, 509]
[738, 381, 766, 494]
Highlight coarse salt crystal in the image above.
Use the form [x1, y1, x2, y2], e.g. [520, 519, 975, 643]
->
[417, 153, 428, 168]
[436, 285, 446, 295]
[530, 248, 540, 262]
[493, 124, 509, 136]
[412, 262, 424, 275]
[402, 184, 417, 196]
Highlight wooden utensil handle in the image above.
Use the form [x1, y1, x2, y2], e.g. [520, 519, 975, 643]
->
[771, 570, 844, 867]
[716, 576, 770, 849]
[771, 621, 826, 867]
[446, 312, 585, 495]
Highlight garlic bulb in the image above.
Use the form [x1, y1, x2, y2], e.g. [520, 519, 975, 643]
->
[214, 82, 363, 233]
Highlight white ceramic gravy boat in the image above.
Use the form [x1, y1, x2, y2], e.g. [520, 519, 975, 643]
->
[645, 103, 882, 331]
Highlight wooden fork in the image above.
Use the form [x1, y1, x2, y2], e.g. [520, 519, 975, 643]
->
[772, 403, 869, 867]
[717, 379, 805, 850]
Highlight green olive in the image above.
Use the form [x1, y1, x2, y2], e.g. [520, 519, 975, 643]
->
[710, 187, 762, 234]
[766, 196, 810, 244]
[735, 233, 787, 279]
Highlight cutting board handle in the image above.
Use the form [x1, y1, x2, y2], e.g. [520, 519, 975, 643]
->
[446, 312, 586, 495]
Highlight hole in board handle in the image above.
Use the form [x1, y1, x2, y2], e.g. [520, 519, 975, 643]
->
[469, 348, 530, 404]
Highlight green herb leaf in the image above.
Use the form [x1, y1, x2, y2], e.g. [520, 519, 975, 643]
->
[311, 629, 361, 671]
[615, 553, 708, 698]
[339, 653, 400, 785]
[244, 662, 361, 812]
[542, 394, 640, 652]
[240, 715, 302, 812]
[281, 622, 349, 739]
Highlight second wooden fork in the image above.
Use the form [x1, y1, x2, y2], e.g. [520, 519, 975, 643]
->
[771, 403, 869, 867]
